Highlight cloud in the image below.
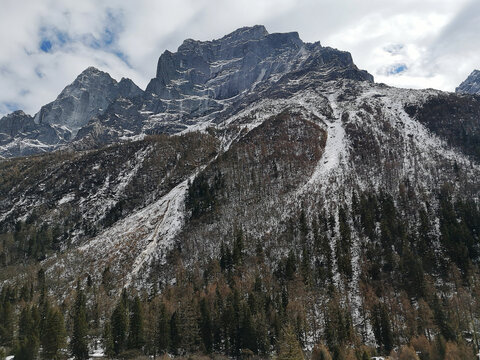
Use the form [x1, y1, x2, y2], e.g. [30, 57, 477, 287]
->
[0, 0, 478, 117]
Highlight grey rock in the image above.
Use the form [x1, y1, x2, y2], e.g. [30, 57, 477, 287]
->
[144, 25, 372, 112]
[34, 67, 142, 136]
[1, 25, 374, 157]
[456, 70, 480, 94]
[0, 110, 70, 157]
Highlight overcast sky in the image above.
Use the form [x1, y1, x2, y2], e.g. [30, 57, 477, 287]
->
[0, 0, 479, 117]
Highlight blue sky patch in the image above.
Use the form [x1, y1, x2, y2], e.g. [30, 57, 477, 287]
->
[386, 63, 408, 75]
[40, 39, 52, 52]
[38, 26, 70, 53]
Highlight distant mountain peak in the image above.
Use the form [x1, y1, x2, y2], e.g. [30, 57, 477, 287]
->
[220, 24, 269, 41]
[456, 69, 480, 94]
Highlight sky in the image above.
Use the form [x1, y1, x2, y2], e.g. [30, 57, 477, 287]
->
[0, 0, 479, 117]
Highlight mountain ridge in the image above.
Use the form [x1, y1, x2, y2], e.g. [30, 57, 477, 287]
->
[0, 25, 480, 359]
[0, 25, 373, 158]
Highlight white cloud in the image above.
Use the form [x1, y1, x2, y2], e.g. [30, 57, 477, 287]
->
[0, 0, 479, 117]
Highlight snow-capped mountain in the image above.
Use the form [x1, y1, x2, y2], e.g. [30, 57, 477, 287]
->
[0, 25, 372, 157]
[1, 26, 480, 357]
[456, 69, 480, 95]
[0, 26, 480, 310]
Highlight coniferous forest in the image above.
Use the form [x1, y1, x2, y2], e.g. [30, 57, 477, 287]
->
[1, 185, 479, 360]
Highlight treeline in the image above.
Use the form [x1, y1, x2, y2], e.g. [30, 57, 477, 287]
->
[0, 185, 479, 359]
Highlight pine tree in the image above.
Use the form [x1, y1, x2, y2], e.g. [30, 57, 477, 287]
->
[128, 296, 145, 350]
[111, 299, 128, 355]
[70, 286, 89, 359]
[42, 307, 66, 359]
[432, 296, 456, 342]
[0, 299, 14, 347]
[102, 322, 115, 359]
[156, 302, 170, 354]
[15, 306, 39, 360]
[277, 325, 304, 360]
[232, 227, 244, 266]
[199, 298, 213, 353]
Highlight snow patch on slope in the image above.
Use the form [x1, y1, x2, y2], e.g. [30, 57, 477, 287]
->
[76, 177, 190, 289]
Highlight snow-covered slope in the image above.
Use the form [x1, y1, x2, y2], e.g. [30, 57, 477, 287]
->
[0, 26, 479, 304]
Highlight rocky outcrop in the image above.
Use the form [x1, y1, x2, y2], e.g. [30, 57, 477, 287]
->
[34, 67, 143, 135]
[456, 69, 480, 94]
[0, 110, 70, 157]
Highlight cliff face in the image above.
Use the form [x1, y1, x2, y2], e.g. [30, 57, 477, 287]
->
[456, 69, 480, 95]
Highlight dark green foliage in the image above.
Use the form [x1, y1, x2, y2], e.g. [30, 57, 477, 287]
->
[438, 186, 479, 274]
[432, 296, 456, 342]
[336, 207, 353, 279]
[199, 298, 213, 353]
[111, 299, 128, 355]
[399, 247, 426, 299]
[156, 303, 170, 354]
[103, 322, 115, 359]
[0, 298, 14, 347]
[15, 306, 39, 360]
[70, 286, 89, 359]
[371, 303, 393, 354]
[127, 296, 144, 350]
[186, 170, 224, 219]
[41, 307, 66, 359]
[325, 298, 352, 350]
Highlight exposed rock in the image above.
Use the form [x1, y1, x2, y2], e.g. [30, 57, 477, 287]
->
[34, 67, 142, 135]
[456, 69, 480, 94]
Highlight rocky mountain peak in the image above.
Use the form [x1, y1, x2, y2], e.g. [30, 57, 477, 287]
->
[33, 67, 142, 136]
[147, 25, 371, 108]
[218, 24, 269, 43]
[456, 69, 480, 94]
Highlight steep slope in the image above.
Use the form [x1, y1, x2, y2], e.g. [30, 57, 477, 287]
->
[70, 25, 373, 149]
[0, 26, 480, 358]
[456, 69, 480, 94]
[0, 110, 70, 157]
[0, 67, 142, 158]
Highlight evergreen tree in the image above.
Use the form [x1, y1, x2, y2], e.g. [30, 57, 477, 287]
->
[432, 296, 456, 342]
[128, 296, 145, 350]
[277, 325, 304, 360]
[70, 286, 89, 359]
[232, 228, 244, 266]
[371, 303, 393, 354]
[199, 298, 213, 353]
[42, 307, 66, 359]
[102, 322, 115, 359]
[156, 302, 170, 354]
[0, 299, 14, 347]
[111, 299, 128, 355]
[169, 311, 181, 354]
[15, 306, 39, 360]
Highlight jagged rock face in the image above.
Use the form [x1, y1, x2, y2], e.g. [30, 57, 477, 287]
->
[73, 26, 373, 149]
[143, 25, 372, 114]
[405, 93, 480, 161]
[0, 110, 70, 158]
[34, 67, 142, 135]
[456, 70, 480, 94]
[0, 26, 374, 158]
